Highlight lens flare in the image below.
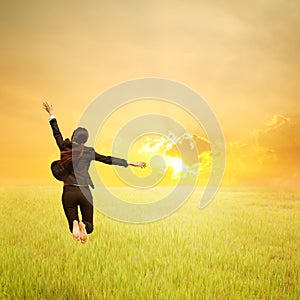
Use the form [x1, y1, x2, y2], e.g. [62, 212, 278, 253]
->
[138, 133, 202, 181]
[75, 78, 226, 222]
[166, 156, 182, 179]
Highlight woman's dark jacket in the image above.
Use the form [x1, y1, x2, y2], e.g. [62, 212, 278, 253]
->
[49, 118, 128, 188]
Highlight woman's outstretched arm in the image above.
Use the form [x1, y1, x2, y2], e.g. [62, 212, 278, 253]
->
[127, 161, 146, 168]
[95, 152, 146, 168]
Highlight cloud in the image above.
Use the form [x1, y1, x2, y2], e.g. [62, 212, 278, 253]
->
[225, 113, 300, 186]
[265, 114, 292, 131]
[138, 131, 212, 181]
[253, 114, 296, 161]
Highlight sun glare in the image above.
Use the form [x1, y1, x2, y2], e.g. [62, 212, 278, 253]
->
[165, 156, 183, 179]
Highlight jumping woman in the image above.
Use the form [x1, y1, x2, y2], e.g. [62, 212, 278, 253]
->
[43, 102, 146, 244]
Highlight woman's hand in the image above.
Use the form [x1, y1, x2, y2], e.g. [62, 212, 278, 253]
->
[128, 161, 147, 168]
[42, 101, 54, 116]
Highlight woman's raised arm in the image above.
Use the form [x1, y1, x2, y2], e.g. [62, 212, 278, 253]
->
[42, 101, 54, 117]
[42, 101, 65, 150]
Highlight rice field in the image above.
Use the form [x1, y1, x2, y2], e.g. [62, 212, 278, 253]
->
[0, 185, 299, 299]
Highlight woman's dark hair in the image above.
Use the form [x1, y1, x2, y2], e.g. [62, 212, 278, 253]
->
[60, 127, 89, 164]
[71, 127, 89, 144]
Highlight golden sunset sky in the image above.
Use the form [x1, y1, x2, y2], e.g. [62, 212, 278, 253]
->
[0, 0, 299, 186]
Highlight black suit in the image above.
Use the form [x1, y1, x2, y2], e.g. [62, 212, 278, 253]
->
[49, 118, 128, 234]
[50, 118, 128, 188]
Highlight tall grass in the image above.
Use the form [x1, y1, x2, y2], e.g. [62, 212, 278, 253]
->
[0, 186, 299, 299]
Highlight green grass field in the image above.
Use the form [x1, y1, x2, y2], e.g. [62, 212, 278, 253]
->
[0, 186, 299, 299]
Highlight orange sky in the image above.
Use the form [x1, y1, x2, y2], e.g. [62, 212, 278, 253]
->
[0, 1, 299, 187]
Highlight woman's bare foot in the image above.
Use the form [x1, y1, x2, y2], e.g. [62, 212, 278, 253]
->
[79, 221, 88, 244]
[72, 220, 80, 241]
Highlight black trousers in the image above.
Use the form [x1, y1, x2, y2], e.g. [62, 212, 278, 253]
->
[62, 185, 94, 234]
